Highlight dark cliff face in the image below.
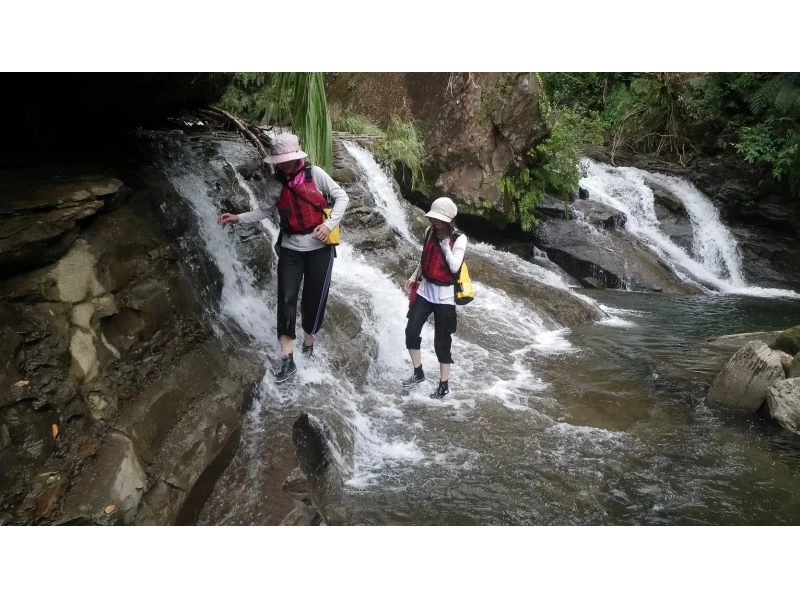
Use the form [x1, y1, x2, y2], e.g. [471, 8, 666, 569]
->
[1, 73, 232, 166]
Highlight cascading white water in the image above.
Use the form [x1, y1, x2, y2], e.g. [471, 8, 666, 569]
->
[176, 138, 599, 490]
[170, 173, 274, 342]
[341, 140, 415, 242]
[579, 157, 799, 298]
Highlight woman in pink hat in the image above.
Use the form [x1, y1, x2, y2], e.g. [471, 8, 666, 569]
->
[402, 197, 468, 398]
[219, 133, 350, 383]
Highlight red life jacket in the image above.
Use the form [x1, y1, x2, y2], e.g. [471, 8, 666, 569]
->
[275, 165, 329, 234]
[421, 228, 459, 285]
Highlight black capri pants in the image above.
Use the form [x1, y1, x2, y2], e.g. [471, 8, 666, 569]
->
[405, 294, 458, 364]
[277, 245, 335, 339]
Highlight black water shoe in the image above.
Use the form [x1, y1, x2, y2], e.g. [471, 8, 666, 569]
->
[429, 381, 449, 399]
[301, 343, 314, 358]
[274, 355, 297, 383]
[402, 367, 425, 388]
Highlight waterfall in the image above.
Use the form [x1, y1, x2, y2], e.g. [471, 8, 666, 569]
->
[340, 140, 415, 242]
[579, 158, 799, 298]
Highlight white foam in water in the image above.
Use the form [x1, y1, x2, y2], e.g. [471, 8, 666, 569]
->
[596, 304, 639, 328]
[182, 141, 648, 492]
[232, 169, 280, 261]
[169, 173, 275, 343]
[580, 157, 800, 299]
[341, 140, 415, 242]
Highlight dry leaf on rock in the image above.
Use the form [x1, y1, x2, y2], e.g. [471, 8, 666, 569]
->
[14, 380, 29, 387]
[51, 424, 59, 439]
[104, 504, 117, 515]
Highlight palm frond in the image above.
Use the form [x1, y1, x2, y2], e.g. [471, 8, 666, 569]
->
[273, 72, 332, 173]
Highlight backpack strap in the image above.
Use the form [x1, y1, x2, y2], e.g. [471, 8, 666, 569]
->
[282, 163, 327, 213]
[431, 229, 463, 283]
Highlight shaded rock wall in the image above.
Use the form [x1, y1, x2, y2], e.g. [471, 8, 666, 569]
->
[0, 160, 264, 525]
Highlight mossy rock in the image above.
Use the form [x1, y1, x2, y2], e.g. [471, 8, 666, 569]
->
[772, 325, 800, 356]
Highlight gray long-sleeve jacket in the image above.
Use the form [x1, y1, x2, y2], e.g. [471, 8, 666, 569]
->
[237, 165, 350, 252]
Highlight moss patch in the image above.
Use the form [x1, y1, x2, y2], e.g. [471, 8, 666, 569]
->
[772, 325, 800, 355]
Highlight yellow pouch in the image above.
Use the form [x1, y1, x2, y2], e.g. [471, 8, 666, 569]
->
[323, 208, 340, 246]
[455, 262, 474, 305]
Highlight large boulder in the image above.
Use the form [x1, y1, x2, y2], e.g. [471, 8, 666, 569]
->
[707, 341, 787, 411]
[767, 378, 800, 434]
[533, 219, 697, 294]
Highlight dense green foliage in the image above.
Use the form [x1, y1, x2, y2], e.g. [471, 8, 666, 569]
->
[503, 107, 604, 231]
[497, 74, 606, 231]
[333, 112, 427, 191]
[217, 72, 332, 173]
[540, 72, 800, 198]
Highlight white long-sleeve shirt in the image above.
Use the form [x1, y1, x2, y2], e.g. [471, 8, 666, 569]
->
[409, 229, 468, 305]
[237, 165, 349, 252]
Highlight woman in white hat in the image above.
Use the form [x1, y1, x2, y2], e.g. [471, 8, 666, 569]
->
[402, 197, 468, 398]
[219, 132, 350, 383]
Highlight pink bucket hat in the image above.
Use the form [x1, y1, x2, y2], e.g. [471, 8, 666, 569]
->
[264, 133, 308, 164]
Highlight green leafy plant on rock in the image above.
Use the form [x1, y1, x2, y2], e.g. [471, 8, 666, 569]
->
[334, 112, 427, 192]
[217, 72, 332, 173]
[502, 106, 605, 231]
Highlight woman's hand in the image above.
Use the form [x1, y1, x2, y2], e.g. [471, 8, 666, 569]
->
[218, 213, 239, 226]
[312, 224, 330, 243]
[403, 279, 416, 293]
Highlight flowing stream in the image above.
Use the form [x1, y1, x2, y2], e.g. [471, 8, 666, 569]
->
[155, 135, 800, 525]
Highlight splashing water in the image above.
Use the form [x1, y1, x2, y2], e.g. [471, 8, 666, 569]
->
[341, 140, 415, 242]
[579, 158, 799, 299]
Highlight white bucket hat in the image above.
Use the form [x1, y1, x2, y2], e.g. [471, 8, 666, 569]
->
[264, 133, 308, 164]
[425, 197, 458, 223]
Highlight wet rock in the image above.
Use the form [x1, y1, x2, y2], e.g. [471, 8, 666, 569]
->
[705, 331, 783, 354]
[33, 473, 67, 518]
[325, 299, 377, 389]
[653, 203, 694, 254]
[333, 166, 357, 184]
[581, 277, 604, 289]
[788, 353, 800, 379]
[292, 413, 343, 525]
[534, 219, 696, 295]
[707, 341, 786, 411]
[60, 432, 146, 525]
[571, 200, 627, 229]
[731, 226, 800, 291]
[235, 227, 273, 288]
[649, 181, 687, 215]
[780, 353, 794, 377]
[466, 252, 602, 329]
[767, 378, 800, 434]
[0, 177, 124, 277]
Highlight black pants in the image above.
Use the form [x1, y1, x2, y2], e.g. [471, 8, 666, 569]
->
[277, 246, 335, 340]
[405, 295, 458, 364]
